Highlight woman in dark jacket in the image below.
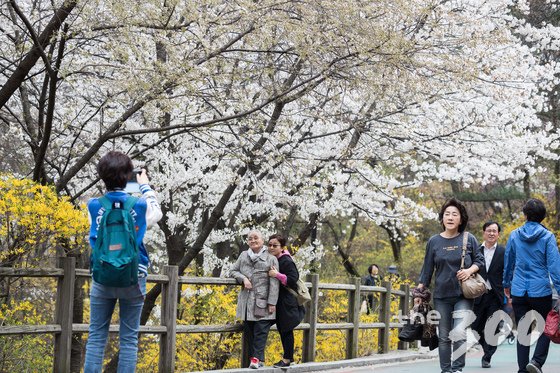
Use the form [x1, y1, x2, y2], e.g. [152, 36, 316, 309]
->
[267, 234, 305, 367]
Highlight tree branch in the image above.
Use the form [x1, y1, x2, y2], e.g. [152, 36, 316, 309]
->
[0, 0, 78, 109]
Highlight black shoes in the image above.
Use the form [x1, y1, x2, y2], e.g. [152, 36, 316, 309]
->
[481, 359, 491, 368]
[273, 360, 291, 368]
[526, 360, 543, 373]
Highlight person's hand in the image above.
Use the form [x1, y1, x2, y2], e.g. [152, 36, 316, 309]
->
[416, 283, 424, 290]
[243, 278, 253, 289]
[268, 265, 279, 278]
[268, 304, 276, 314]
[504, 287, 511, 299]
[456, 269, 472, 282]
[136, 169, 150, 185]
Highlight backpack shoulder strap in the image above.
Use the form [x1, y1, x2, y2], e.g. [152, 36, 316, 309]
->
[123, 196, 138, 211]
[98, 196, 112, 211]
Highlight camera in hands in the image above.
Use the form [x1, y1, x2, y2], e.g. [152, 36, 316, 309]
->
[125, 168, 143, 194]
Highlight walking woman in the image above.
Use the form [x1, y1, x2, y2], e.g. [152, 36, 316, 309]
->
[416, 198, 484, 373]
[267, 234, 305, 367]
[503, 198, 560, 373]
[229, 230, 279, 369]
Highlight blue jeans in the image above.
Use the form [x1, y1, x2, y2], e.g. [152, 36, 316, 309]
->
[84, 277, 146, 373]
[434, 296, 474, 373]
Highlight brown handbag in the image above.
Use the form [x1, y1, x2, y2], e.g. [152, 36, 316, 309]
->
[459, 232, 487, 299]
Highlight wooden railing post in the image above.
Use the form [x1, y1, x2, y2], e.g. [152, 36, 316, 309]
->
[398, 284, 410, 350]
[53, 256, 76, 373]
[158, 265, 178, 373]
[346, 277, 361, 359]
[378, 280, 391, 354]
[302, 273, 319, 363]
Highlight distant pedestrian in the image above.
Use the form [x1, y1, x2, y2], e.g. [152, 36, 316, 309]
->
[363, 264, 381, 314]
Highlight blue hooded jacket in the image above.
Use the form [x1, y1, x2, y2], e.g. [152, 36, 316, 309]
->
[503, 221, 560, 297]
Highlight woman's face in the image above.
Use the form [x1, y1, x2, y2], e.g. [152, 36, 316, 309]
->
[442, 206, 461, 232]
[268, 238, 283, 257]
[247, 232, 264, 252]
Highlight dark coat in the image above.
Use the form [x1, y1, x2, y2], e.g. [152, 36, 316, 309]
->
[475, 244, 505, 305]
[276, 254, 305, 332]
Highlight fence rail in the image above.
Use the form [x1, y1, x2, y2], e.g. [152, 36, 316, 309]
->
[0, 257, 412, 373]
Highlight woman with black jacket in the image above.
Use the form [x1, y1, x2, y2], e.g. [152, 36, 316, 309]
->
[267, 234, 305, 367]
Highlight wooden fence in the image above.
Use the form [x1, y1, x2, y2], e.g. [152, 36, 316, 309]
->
[0, 257, 412, 373]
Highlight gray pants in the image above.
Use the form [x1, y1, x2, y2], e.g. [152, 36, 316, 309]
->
[244, 320, 272, 363]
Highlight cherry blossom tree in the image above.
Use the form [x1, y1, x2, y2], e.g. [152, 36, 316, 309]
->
[1, 1, 558, 370]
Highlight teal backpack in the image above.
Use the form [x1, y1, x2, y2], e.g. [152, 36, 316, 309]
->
[92, 196, 139, 287]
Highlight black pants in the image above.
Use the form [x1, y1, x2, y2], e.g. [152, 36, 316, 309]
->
[512, 294, 552, 373]
[366, 294, 378, 315]
[244, 320, 272, 363]
[471, 293, 502, 362]
[279, 329, 294, 360]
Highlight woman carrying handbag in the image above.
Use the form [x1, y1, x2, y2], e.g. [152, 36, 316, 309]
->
[416, 198, 484, 373]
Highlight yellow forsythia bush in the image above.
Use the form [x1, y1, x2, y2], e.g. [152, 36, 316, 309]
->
[0, 175, 88, 265]
[135, 285, 242, 372]
[0, 175, 88, 371]
[133, 278, 409, 372]
[0, 300, 53, 372]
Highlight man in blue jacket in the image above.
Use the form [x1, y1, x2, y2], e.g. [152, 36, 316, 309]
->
[503, 198, 560, 373]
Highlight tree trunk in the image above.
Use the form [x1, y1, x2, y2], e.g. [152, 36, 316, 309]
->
[380, 221, 403, 265]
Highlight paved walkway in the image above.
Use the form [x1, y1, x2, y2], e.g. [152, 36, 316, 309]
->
[321, 342, 560, 373]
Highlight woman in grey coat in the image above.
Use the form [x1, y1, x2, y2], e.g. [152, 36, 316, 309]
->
[230, 230, 279, 369]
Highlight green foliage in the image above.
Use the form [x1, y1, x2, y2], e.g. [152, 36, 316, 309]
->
[453, 187, 526, 202]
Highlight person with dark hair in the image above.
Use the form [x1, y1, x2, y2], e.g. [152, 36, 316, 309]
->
[267, 234, 305, 367]
[230, 230, 279, 369]
[96, 151, 134, 191]
[85, 151, 162, 373]
[503, 198, 560, 373]
[363, 264, 381, 314]
[416, 198, 484, 373]
[471, 221, 505, 368]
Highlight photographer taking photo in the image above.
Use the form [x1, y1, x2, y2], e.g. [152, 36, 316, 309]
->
[84, 151, 162, 373]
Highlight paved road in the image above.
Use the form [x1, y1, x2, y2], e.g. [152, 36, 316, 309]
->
[321, 342, 560, 372]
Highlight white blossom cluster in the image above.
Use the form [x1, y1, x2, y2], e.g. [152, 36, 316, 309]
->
[0, 0, 557, 273]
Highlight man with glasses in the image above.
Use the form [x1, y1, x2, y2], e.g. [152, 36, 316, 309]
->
[471, 221, 505, 368]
